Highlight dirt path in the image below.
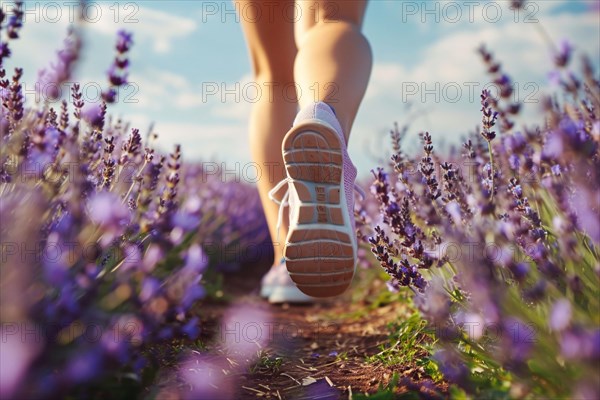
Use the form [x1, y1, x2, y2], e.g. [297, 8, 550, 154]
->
[154, 265, 447, 399]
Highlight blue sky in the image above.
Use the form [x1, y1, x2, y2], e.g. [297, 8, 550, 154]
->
[5, 0, 600, 178]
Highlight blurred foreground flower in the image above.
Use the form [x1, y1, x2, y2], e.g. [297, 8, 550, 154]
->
[0, 21, 269, 399]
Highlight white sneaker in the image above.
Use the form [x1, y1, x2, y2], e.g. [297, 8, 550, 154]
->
[269, 102, 363, 298]
[260, 259, 314, 304]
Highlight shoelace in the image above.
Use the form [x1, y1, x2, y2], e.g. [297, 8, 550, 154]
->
[268, 178, 367, 242]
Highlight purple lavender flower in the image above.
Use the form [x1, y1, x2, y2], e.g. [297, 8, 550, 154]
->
[139, 277, 161, 302]
[414, 277, 450, 324]
[559, 328, 599, 361]
[506, 131, 526, 152]
[573, 382, 600, 400]
[554, 40, 573, 68]
[548, 70, 562, 87]
[80, 102, 106, 129]
[116, 30, 133, 53]
[0, 2, 23, 65]
[181, 283, 205, 310]
[510, 0, 526, 10]
[183, 244, 208, 274]
[120, 244, 142, 271]
[0, 9, 276, 398]
[107, 65, 128, 86]
[172, 210, 201, 231]
[572, 186, 600, 244]
[433, 348, 469, 388]
[508, 262, 529, 281]
[550, 299, 572, 331]
[500, 318, 534, 365]
[6, 4, 24, 40]
[386, 278, 400, 293]
[480, 90, 498, 141]
[0, 43, 10, 62]
[36, 29, 81, 100]
[65, 349, 104, 383]
[220, 306, 271, 360]
[142, 245, 164, 272]
[509, 153, 520, 170]
[102, 30, 133, 103]
[180, 355, 233, 400]
[182, 317, 201, 339]
[88, 191, 131, 246]
[0, 325, 41, 399]
[365, 37, 599, 400]
[88, 192, 130, 227]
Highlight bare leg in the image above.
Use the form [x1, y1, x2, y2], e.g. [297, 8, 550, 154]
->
[235, 0, 298, 264]
[294, 0, 372, 140]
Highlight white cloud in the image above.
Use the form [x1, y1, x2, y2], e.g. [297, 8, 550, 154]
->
[6, 0, 597, 179]
[211, 98, 252, 121]
[352, 3, 599, 178]
[362, 7, 599, 112]
[150, 122, 250, 164]
[3, 13, 70, 80]
[127, 69, 207, 111]
[209, 73, 254, 121]
[153, 70, 188, 89]
[124, 71, 257, 115]
[7, 2, 197, 76]
[364, 63, 407, 100]
[84, 4, 198, 54]
[5, 2, 199, 109]
[174, 92, 206, 109]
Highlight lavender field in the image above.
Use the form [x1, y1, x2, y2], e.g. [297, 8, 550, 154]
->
[1, 1, 599, 399]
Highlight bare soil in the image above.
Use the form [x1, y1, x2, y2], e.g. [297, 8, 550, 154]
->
[152, 264, 448, 399]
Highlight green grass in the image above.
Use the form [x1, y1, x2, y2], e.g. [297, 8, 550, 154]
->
[366, 310, 439, 375]
[248, 350, 284, 375]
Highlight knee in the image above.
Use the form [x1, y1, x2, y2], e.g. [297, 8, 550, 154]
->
[248, 61, 296, 102]
[252, 66, 295, 86]
[249, 51, 295, 85]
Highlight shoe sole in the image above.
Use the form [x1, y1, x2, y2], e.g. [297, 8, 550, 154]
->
[282, 120, 356, 298]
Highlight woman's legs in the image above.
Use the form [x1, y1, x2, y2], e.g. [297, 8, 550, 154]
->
[294, 0, 372, 139]
[236, 0, 372, 283]
[235, 0, 298, 264]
